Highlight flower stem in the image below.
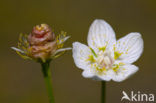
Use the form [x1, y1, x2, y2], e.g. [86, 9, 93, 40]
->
[101, 81, 106, 103]
[41, 61, 55, 103]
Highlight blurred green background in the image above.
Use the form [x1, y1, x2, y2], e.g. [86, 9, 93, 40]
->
[0, 0, 156, 103]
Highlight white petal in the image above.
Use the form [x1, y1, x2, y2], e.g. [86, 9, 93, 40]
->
[115, 33, 143, 63]
[87, 19, 116, 53]
[72, 42, 91, 70]
[83, 69, 112, 81]
[112, 64, 138, 82]
[82, 68, 95, 78]
[97, 70, 113, 81]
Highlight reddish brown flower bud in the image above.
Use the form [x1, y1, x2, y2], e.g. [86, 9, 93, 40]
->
[12, 24, 71, 62]
[28, 24, 57, 62]
[28, 24, 55, 45]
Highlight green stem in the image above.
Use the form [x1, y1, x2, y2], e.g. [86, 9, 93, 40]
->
[41, 61, 55, 103]
[101, 81, 106, 103]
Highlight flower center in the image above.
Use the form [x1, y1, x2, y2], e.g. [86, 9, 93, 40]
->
[96, 51, 114, 70]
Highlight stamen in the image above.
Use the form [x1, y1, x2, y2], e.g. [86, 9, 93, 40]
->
[87, 55, 95, 63]
[112, 64, 119, 72]
[98, 46, 106, 52]
[114, 51, 123, 59]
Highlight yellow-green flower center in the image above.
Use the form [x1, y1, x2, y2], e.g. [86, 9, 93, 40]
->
[87, 46, 124, 74]
[96, 51, 114, 70]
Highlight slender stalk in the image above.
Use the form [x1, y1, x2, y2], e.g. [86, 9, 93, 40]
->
[41, 61, 55, 103]
[101, 81, 106, 103]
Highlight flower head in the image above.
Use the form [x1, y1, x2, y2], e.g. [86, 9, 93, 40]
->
[12, 24, 71, 63]
[72, 19, 144, 82]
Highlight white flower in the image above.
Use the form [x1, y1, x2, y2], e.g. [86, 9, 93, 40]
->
[72, 19, 144, 82]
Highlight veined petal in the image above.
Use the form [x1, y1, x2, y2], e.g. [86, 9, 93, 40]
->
[115, 33, 143, 63]
[112, 64, 138, 82]
[72, 42, 91, 70]
[87, 19, 116, 53]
